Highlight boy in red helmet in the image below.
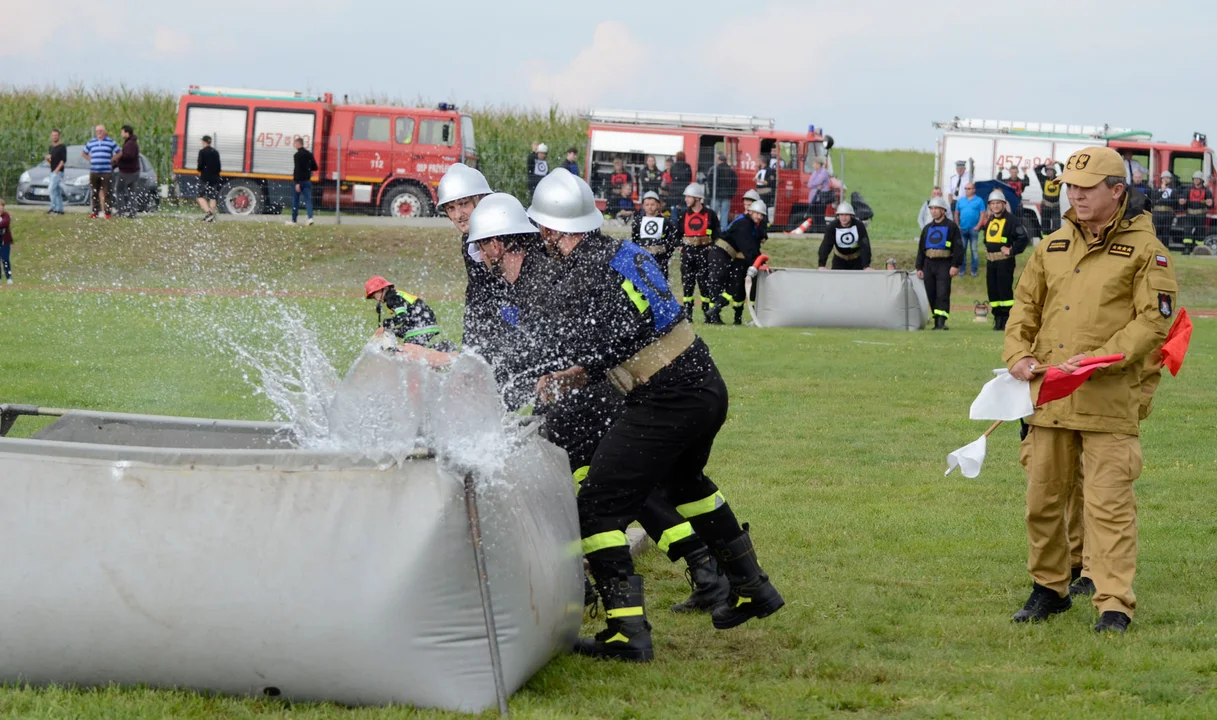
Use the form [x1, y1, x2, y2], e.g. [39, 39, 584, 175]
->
[364, 276, 452, 350]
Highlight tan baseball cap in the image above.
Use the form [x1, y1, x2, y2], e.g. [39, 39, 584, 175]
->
[1058, 146, 1124, 188]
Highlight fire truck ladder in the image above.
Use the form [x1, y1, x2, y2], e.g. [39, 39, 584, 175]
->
[187, 85, 333, 103]
[587, 109, 776, 133]
[933, 117, 1151, 141]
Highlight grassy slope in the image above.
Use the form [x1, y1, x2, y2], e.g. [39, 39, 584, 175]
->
[1, 215, 1216, 719]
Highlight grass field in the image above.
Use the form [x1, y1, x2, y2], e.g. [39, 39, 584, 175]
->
[1, 213, 1216, 719]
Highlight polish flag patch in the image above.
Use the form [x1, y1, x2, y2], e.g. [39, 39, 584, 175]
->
[1157, 255, 1169, 267]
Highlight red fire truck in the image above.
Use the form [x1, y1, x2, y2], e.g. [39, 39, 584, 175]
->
[583, 109, 835, 230]
[172, 86, 476, 217]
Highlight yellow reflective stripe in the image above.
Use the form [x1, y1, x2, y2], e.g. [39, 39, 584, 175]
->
[396, 291, 419, 304]
[933, 309, 950, 317]
[582, 530, 629, 555]
[990, 300, 1015, 307]
[735, 596, 752, 607]
[621, 280, 649, 315]
[676, 491, 725, 519]
[720, 292, 734, 301]
[604, 632, 629, 643]
[656, 522, 694, 554]
[682, 296, 695, 302]
[605, 606, 644, 619]
[572, 466, 589, 484]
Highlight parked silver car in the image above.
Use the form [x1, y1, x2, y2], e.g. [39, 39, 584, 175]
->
[16, 144, 160, 212]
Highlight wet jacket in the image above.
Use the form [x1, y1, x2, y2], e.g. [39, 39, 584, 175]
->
[670, 205, 722, 245]
[915, 219, 964, 270]
[379, 288, 444, 347]
[721, 214, 763, 263]
[631, 213, 680, 258]
[818, 219, 871, 267]
[461, 234, 514, 358]
[1004, 193, 1178, 435]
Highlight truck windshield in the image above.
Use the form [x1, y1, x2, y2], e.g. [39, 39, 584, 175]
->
[803, 141, 826, 173]
[461, 115, 475, 158]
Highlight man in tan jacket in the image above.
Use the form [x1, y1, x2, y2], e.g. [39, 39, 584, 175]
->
[1003, 146, 1178, 633]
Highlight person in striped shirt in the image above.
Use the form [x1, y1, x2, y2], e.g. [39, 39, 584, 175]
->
[82, 125, 120, 218]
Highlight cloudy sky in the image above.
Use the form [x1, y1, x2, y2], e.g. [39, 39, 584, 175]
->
[3, 0, 1212, 150]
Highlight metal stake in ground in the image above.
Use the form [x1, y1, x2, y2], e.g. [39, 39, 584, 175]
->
[463, 472, 510, 717]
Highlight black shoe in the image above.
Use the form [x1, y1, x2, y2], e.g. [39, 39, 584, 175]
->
[1070, 566, 1083, 582]
[671, 546, 730, 613]
[1094, 611, 1130, 633]
[1069, 576, 1096, 597]
[732, 309, 743, 326]
[573, 575, 654, 662]
[709, 524, 785, 630]
[704, 309, 723, 325]
[683, 302, 694, 319]
[1012, 583, 1071, 623]
[932, 316, 943, 330]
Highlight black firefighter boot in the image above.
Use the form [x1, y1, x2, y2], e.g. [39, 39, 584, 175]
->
[932, 316, 944, 330]
[574, 575, 654, 662]
[684, 301, 695, 319]
[709, 524, 785, 630]
[671, 546, 730, 613]
[1012, 582, 1072, 622]
[733, 306, 744, 326]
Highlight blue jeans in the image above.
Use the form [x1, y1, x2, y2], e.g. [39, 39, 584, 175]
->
[292, 180, 313, 221]
[711, 198, 731, 223]
[48, 172, 65, 213]
[960, 228, 979, 275]
[1, 243, 11, 279]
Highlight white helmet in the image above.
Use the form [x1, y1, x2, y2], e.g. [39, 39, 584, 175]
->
[526, 168, 603, 234]
[437, 163, 492, 209]
[467, 193, 539, 245]
[743, 188, 761, 203]
[683, 183, 705, 200]
[1161, 170, 1173, 179]
[835, 202, 855, 216]
[987, 189, 1007, 204]
[1193, 170, 1205, 180]
[537, 143, 548, 154]
[748, 200, 767, 215]
[641, 191, 661, 202]
[928, 195, 950, 212]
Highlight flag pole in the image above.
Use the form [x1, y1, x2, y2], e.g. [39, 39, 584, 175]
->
[982, 420, 1003, 437]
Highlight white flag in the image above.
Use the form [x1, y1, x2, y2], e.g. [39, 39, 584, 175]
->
[969, 370, 1034, 421]
[945, 435, 987, 478]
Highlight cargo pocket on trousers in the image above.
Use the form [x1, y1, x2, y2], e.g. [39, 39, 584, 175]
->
[1115, 433, 1144, 481]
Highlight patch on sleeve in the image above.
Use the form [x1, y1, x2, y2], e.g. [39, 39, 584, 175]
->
[1158, 293, 1173, 318]
[1156, 254, 1170, 267]
[1108, 243, 1135, 258]
[1046, 238, 1071, 252]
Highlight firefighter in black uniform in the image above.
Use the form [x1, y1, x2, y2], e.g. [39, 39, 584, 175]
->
[708, 200, 767, 325]
[1151, 171, 1177, 244]
[982, 189, 1029, 331]
[526, 142, 549, 200]
[817, 202, 872, 270]
[1178, 170, 1212, 254]
[436, 163, 514, 361]
[522, 169, 784, 662]
[364, 276, 452, 349]
[631, 191, 681, 280]
[1035, 161, 1063, 235]
[671, 182, 722, 322]
[914, 196, 964, 330]
[464, 191, 733, 616]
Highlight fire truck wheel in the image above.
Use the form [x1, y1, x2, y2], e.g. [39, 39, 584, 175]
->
[381, 185, 432, 218]
[221, 180, 265, 216]
[1204, 234, 1217, 253]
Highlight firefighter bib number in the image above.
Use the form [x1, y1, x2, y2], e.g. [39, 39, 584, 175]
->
[925, 226, 948, 250]
[640, 217, 664, 240]
[987, 217, 1007, 242]
[835, 227, 859, 249]
[534, 159, 548, 176]
[610, 241, 682, 332]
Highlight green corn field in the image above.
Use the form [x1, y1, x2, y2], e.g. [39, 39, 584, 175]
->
[0, 84, 589, 204]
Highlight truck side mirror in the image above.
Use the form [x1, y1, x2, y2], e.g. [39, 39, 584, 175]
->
[442, 125, 451, 144]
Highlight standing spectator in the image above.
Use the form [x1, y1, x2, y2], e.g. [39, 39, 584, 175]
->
[946, 159, 973, 206]
[664, 151, 692, 212]
[0, 198, 12, 284]
[561, 147, 580, 175]
[1034, 161, 1063, 235]
[953, 181, 985, 277]
[998, 164, 1028, 197]
[82, 124, 119, 219]
[608, 156, 634, 194]
[917, 187, 944, 228]
[1178, 170, 1212, 253]
[526, 142, 549, 199]
[806, 157, 831, 216]
[289, 137, 318, 226]
[639, 155, 663, 198]
[196, 135, 223, 222]
[754, 155, 777, 215]
[707, 152, 737, 222]
[114, 125, 141, 218]
[45, 129, 67, 215]
[1150, 171, 1177, 242]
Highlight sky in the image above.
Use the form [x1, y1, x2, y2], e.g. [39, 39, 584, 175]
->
[3, 0, 1214, 151]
